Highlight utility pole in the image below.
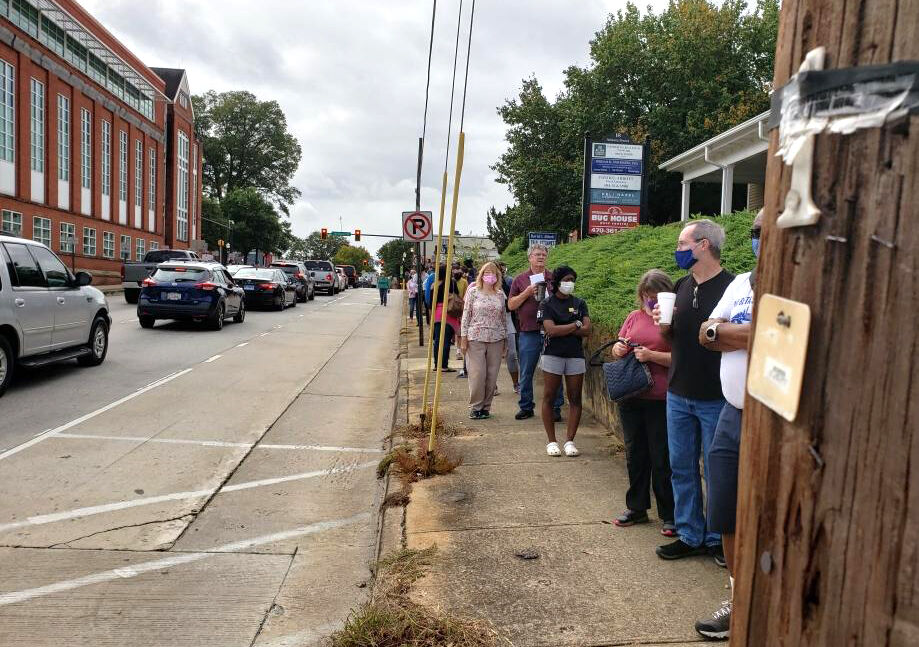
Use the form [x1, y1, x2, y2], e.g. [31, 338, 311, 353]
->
[731, 3, 917, 646]
[414, 136, 425, 345]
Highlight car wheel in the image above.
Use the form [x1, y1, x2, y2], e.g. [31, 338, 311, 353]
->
[0, 335, 14, 397]
[308, 288, 315, 301]
[124, 289, 139, 304]
[291, 293, 297, 308]
[298, 290, 306, 303]
[233, 300, 246, 323]
[210, 303, 226, 330]
[139, 315, 155, 329]
[78, 317, 109, 366]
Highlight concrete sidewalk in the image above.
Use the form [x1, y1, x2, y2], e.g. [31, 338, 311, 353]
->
[387, 314, 727, 646]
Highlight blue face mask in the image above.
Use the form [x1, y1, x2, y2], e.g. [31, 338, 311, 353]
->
[674, 246, 698, 270]
[752, 238, 761, 258]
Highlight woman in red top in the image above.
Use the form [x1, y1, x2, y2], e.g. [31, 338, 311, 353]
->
[611, 269, 676, 536]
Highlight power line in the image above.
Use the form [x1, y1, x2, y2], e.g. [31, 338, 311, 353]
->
[444, 0, 465, 173]
[458, 0, 476, 134]
[419, 0, 437, 155]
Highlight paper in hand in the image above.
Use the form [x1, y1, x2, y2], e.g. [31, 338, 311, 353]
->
[529, 273, 545, 286]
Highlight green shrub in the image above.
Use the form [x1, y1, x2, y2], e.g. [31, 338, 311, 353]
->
[500, 212, 757, 333]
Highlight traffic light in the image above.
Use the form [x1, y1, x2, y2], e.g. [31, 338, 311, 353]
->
[354, 229, 361, 242]
[320, 228, 328, 240]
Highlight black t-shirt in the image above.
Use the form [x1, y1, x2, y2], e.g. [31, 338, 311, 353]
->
[537, 295, 589, 358]
[667, 269, 735, 400]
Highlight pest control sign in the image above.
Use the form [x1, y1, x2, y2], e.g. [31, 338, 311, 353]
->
[581, 134, 649, 237]
[402, 211, 433, 242]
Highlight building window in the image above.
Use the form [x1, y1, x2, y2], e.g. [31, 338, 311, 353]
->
[57, 94, 70, 182]
[119, 130, 127, 202]
[32, 215, 50, 247]
[65, 35, 88, 73]
[1, 209, 22, 235]
[101, 120, 111, 196]
[80, 109, 91, 189]
[191, 143, 198, 236]
[39, 14, 65, 56]
[0, 59, 13, 163]
[134, 140, 143, 208]
[150, 240, 159, 251]
[119, 234, 131, 260]
[82, 227, 96, 256]
[177, 131, 189, 241]
[29, 78, 44, 173]
[148, 148, 156, 211]
[10, 0, 39, 38]
[135, 237, 144, 261]
[102, 231, 114, 259]
[107, 69, 125, 102]
[88, 52, 106, 86]
[59, 222, 75, 252]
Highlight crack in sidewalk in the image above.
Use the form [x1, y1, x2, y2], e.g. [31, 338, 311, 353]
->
[47, 514, 195, 549]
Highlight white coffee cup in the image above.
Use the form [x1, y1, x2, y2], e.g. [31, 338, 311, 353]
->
[657, 292, 676, 325]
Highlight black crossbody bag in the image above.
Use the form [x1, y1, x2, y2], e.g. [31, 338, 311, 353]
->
[588, 339, 654, 403]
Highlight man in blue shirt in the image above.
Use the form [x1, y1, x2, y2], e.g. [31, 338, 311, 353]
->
[423, 271, 435, 323]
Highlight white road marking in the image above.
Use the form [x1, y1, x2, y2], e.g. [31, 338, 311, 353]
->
[236, 342, 249, 348]
[203, 354, 222, 363]
[54, 433, 384, 454]
[0, 461, 377, 534]
[298, 314, 304, 318]
[0, 369, 194, 462]
[260, 332, 271, 337]
[0, 513, 370, 607]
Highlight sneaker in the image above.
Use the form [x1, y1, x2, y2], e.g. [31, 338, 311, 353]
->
[553, 410, 562, 423]
[457, 370, 467, 378]
[479, 410, 490, 419]
[709, 543, 726, 568]
[514, 409, 535, 420]
[469, 410, 482, 419]
[655, 539, 707, 560]
[614, 509, 649, 527]
[695, 600, 731, 640]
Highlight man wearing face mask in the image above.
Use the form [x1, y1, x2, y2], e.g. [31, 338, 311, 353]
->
[652, 219, 733, 564]
[691, 210, 762, 641]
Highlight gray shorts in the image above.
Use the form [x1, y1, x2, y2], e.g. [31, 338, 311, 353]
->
[540, 355, 586, 376]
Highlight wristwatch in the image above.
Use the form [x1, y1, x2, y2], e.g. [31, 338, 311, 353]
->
[574, 320, 583, 329]
[705, 322, 721, 342]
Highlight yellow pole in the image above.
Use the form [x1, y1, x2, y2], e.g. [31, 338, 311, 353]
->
[428, 131, 465, 453]
[420, 170, 450, 419]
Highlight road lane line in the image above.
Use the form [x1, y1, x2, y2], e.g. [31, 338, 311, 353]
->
[0, 368, 194, 462]
[260, 332, 270, 337]
[0, 461, 377, 534]
[203, 354, 222, 363]
[236, 342, 249, 347]
[0, 513, 371, 607]
[54, 433, 384, 454]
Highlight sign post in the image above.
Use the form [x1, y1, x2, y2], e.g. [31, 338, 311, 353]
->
[581, 133, 649, 237]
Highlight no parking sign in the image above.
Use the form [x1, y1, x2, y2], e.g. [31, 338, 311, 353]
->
[402, 211, 434, 242]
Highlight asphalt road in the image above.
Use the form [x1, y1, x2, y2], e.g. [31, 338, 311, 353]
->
[1, 289, 346, 454]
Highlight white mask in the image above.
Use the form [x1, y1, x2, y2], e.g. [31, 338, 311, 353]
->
[558, 281, 575, 295]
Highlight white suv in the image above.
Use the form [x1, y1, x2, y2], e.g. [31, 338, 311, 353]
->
[0, 235, 111, 397]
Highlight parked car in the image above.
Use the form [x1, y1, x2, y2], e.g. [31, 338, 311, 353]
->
[270, 261, 315, 302]
[226, 264, 255, 276]
[337, 265, 357, 288]
[0, 236, 111, 396]
[122, 249, 200, 304]
[233, 268, 298, 310]
[137, 261, 245, 330]
[303, 260, 338, 295]
[335, 268, 349, 291]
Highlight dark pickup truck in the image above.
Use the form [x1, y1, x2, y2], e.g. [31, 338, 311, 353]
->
[122, 249, 200, 303]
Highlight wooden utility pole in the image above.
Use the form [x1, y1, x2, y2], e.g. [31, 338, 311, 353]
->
[732, 2, 918, 645]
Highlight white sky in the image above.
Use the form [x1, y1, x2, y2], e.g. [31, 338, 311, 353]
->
[80, 0, 669, 256]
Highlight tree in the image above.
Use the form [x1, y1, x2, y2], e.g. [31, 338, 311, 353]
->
[333, 245, 372, 270]
[221, 187, 288, 259]
[200, 196, 226, 250]
[377, 240, 415, 278]
[489, 0, 779, 241]
[192, 90, 302, 215]
[292, 231, 349, 261]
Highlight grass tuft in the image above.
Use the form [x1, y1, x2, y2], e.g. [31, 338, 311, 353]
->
[392, 438, 462, 484]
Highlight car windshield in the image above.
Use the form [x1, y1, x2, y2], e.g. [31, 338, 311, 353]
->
[303, 261, 332, 271]
[273, 265, 298, 274]
[235, 269, 277, 280]
[153, 267, 208, 282]
[146, 251, 192, 263]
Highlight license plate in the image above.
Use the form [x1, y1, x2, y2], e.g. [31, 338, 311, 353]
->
[165, 292, 182, 301]
[244, 285, 255, 291]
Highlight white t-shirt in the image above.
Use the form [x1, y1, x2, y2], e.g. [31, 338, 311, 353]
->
[710, 272, 753, 409]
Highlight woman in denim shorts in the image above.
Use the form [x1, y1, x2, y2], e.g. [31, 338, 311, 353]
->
[537, 266, 591, 457]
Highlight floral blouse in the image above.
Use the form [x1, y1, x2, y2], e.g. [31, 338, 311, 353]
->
[461, 286, 511, 342]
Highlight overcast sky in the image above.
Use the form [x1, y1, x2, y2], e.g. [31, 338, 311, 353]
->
[81, 0, 668, 256]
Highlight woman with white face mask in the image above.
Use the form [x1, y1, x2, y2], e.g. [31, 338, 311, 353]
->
[537, 265, 591, 456]
[459, 262, 511, 419]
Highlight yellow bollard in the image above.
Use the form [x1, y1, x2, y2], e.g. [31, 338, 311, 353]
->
[428, 132, 465, 454]
[420, 170, 450, 421]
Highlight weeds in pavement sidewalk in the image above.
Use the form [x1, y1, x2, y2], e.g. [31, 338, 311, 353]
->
[392, 438, 462, 484]
[329, 547, 507, 647]
[394, 408, 461, 440]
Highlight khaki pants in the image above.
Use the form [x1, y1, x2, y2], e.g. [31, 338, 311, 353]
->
[466, 339, 505, 412]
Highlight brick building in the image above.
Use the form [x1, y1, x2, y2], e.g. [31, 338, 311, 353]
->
[0, 0, 202, 285]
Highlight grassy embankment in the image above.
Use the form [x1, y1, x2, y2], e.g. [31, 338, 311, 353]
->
[501, 211, 758, 334]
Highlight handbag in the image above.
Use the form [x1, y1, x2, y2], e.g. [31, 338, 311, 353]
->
[588, 339, 654, 403]
[447, 292, 464, 318]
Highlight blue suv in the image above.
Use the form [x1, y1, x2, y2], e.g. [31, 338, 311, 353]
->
[137, 261, 245, 331]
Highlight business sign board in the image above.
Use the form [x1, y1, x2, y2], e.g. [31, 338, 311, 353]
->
[527, 231, 559, 249]
[581, 134, 649, 237]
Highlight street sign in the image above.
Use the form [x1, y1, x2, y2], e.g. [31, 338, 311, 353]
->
[402, 210, 433, 242]
[527, 231, 559, 249]
[330, 231, 350, 236]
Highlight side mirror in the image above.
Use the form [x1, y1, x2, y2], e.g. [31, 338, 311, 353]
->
[74, 271, 92, 287]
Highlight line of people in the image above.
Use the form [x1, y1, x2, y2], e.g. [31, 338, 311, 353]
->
[410, 211, 761, 641]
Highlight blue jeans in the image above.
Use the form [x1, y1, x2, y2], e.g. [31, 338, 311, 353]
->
[666, 392, 725, 548]
[408, 296, 417, 318]
[517, 331, 563, 413]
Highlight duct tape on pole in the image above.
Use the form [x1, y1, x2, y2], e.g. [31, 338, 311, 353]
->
[402, 211, 434, 242]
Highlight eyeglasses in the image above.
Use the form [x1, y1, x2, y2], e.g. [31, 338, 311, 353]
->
[750, 227, 762, 240]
